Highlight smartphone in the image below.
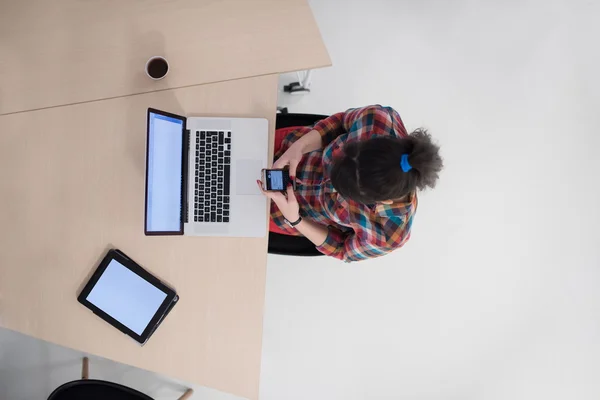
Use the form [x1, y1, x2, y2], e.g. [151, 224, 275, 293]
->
[261, 168, 294, 191]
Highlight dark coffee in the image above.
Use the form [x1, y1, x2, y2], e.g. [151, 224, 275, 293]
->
[147, 57, 168, 79]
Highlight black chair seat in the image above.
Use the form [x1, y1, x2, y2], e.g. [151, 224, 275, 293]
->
[48, 379, 153, 400]
[267, 113, 330, 257]
[268, 231, 323, 256]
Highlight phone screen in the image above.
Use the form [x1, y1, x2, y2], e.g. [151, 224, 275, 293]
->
[265, 169, 289, 191]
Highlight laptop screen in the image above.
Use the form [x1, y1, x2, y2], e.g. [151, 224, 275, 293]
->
[145, 110, 186, 234]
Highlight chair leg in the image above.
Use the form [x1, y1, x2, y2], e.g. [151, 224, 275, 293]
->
[82, 357, 89, 380]
[177, 388, 193, 400]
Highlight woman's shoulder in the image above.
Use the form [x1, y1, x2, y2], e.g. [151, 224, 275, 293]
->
[347, 104, 408, 138]
[374, 192, 418, 220]
[346, 193, 417, 249]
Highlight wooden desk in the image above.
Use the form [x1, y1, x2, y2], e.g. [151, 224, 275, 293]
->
[0, 75, 277, 400]
[0, 0, 331, 115]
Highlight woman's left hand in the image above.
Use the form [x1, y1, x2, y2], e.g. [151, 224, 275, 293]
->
[256, 180, 300, 222]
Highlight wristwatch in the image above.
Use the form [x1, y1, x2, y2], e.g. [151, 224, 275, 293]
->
[284, 215, 303, 228]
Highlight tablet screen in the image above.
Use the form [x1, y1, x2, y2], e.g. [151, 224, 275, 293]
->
[85, 259, 168, 335]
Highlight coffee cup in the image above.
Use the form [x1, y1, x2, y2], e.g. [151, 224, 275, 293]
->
[145, 56, 169, 80]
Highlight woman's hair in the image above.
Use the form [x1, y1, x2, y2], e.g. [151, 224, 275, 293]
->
[330, 129, 443, 204]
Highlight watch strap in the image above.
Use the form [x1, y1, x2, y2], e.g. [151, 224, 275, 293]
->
[286, 216, 302, 227]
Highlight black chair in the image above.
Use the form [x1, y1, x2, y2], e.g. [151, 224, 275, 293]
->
[47, 357, 193, 400]
[267, 113, 329, 256]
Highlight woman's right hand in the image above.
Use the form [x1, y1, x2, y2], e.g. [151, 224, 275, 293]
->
[272, 140, 305, 179]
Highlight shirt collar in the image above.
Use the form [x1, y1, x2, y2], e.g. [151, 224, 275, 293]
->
[373, 192, 417, 217]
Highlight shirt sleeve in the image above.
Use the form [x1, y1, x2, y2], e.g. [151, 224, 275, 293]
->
[312, 105, 407, 147]
[316, 215, 412, 262]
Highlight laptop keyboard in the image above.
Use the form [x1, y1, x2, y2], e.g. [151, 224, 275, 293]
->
[194, 130, 231, 223]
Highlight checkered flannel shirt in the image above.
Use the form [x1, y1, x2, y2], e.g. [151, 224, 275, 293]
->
[271, 105, 417, 262]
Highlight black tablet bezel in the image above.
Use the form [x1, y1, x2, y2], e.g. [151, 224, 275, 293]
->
[144, 108, 188, 236]
[77, 249, 178, 345]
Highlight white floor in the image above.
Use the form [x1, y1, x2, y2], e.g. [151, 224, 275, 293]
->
[0, 327, 246, 400]
[261, 0, 600, 400]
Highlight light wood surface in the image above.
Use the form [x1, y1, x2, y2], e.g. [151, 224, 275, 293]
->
[0, 75, 278, 400]
[0, 0, 330, 115]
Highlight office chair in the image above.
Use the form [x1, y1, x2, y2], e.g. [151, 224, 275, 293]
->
[47, 357, 193, 400]
[267, 112, 329, 256]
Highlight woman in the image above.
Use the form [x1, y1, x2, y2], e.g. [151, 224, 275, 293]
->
[256, 105, 443, 262]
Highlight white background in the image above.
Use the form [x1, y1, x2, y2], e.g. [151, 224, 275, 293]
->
[260, 0, 600, 399]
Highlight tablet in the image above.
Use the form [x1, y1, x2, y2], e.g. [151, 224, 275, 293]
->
[78, 249, 178, 345]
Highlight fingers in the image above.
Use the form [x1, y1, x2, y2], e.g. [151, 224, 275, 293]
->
[286, 183, 296, 199]
[271, 191, 287, 203]
[256, 180, 286, 203]
[288, 159, 299, 180]
[256, 180, 271, 197]
[272, 157, 287, 169]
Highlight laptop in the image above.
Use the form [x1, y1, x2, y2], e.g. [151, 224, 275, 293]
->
[145, 108, 268, 237]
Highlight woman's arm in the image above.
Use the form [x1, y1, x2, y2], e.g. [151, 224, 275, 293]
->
[314, 222, 410, 262]
[312, 105, 402, 147]
[256, 181, 327, 246]
[294, 218, 328, 246]
[256, 180, 412, 262]
[272, 129, 321, 176]
[274, 106, 400, 176]
[293, 129, 322, 154]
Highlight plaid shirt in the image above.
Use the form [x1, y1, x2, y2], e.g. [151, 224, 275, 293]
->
[271, 105, 418, 262]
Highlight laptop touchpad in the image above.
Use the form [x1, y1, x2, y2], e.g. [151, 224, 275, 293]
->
[236, 159, 262, 195]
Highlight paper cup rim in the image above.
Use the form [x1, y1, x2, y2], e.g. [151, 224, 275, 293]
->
[145, 56, 169, 80]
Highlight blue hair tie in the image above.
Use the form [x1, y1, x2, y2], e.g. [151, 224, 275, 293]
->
[400, 154, 412, 172]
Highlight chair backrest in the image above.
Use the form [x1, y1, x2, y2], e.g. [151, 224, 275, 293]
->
[275, 113, 329, 130]
[47, 379, 154, 400]
[268, 112, 330, 257]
